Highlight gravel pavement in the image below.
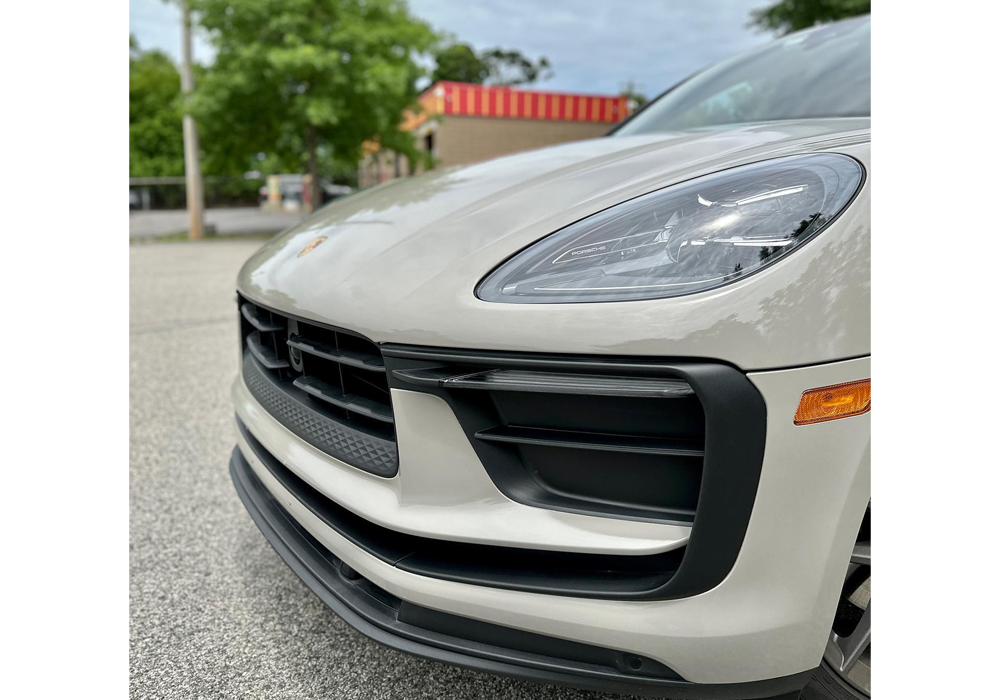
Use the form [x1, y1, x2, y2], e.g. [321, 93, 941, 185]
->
[129, 240, 643, 700]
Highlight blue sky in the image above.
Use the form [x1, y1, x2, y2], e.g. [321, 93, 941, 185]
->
[129, 0, 775, 97]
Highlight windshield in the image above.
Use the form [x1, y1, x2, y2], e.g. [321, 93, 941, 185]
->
[615, 16, 870, 136]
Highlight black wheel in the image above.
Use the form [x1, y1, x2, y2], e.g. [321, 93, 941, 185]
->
[802, 505, 871, 700]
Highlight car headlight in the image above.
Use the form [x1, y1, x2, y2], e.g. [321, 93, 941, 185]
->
[476, 153, 864, 303]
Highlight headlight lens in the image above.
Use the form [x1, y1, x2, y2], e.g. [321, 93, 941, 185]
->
[476, 154, 863, 303]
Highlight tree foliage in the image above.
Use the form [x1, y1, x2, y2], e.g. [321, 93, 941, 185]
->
[432, 43, 552, 87]
[481, 48, 552, 86]
[131, 2, 552, 187]
[191, 0, 436, 181]
[619, 80, 649, 110]
[749, 0, 870, 34]
[431, 43, 489, 84]
[129, 36, 185, 177]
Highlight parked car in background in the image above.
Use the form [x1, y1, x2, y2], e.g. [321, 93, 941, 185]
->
[230, 16, 871, 700]
[258, 175, 353, 210]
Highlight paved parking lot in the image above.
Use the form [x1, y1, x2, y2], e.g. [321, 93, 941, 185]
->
[129, 207, 304, 239]
[129, 239, 643, 700]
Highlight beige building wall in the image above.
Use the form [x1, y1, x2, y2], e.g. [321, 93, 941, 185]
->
[431, 116, 612, 167]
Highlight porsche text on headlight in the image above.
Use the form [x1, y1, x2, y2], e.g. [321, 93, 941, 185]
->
[476, 153, 864, 303]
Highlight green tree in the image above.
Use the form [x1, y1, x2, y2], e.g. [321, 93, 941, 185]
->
[431, 43, 552, 87]
[620, 80, 649, 110]
[749, 0, 870, 34]
[431, 43, 489, 84]
[480, 48, 552, 87]
[192, 0, 436, 206]
[129, 35, 185, 177]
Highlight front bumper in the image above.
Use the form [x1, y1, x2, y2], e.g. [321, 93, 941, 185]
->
[230, 351, 870, 692]
[230, 447, 813, 698]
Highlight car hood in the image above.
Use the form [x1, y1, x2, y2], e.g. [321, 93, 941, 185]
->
[238, 118, 870, 369]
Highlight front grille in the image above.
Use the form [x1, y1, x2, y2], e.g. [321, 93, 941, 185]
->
[384, 347, 708, 523]
[381, 344, 768, 600]
[238, 296, 397, 477]
[236, 301, 767, 600]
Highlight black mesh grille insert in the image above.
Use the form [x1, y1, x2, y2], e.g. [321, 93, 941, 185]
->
[238, 296, 397, 477]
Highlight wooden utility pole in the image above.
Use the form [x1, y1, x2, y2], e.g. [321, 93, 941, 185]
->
[307, 125, 319, 214]
[180, 0, 205, 239]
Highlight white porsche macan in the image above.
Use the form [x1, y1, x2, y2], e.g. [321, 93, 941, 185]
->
[230, 16, 871, 700]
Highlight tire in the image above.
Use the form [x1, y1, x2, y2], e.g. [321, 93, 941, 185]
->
[800, 659, 869, 700]
[802, 504, 871, 700]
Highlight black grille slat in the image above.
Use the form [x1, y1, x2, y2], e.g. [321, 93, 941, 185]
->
[241, 302, 283, 332]
[293, 376, 395, 424]
[239, 297, 396, 475]
[395, 367, 694, 397]
[288, 335, 385, 372]
[247, 331, 290, 370]
[474, 426, 705, 457]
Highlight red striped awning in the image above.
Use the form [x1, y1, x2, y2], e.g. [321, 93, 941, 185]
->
[403, 81, 631, 130]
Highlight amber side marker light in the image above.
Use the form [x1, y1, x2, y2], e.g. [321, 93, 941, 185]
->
[794, 379, 871, 426]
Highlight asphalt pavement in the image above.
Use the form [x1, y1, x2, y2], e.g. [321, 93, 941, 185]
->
[129, 239, 643, 700]
[129, 207, 304, 239]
